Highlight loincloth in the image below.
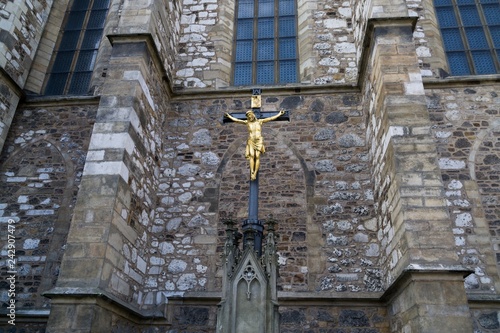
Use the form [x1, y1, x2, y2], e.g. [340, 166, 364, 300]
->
[247, 137, 265, 154]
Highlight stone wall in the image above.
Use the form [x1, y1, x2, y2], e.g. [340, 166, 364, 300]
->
[0, 100, 96, 309]
[311, 0, 356, 85]
[0, 0, 53, 152]
[109, 0, 182, 87]
[403, 0, 451, 79]
[174, 0, 358, 88]
[351, 0, 371, 66]
[175, 0, 230, 89]
[280, 306, 388, 333]
[50, 40, 168, 311]
[427, 82, 500, 293]
[0, 0, 499, 332]
[156, 90, 382, 299]
[0, 0, 52, 86]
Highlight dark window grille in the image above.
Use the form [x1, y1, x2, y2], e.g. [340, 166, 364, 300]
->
[434, 0, 500, 75]
[234, 0, 299, 85]
[45, 0, 110, 95]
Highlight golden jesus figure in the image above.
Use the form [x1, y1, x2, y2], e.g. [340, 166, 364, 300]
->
[225, 109, 285, 180]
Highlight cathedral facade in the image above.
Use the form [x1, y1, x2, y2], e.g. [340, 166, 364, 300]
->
[1, 0, 499, 332]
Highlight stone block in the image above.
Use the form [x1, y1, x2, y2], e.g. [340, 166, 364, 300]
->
[194, 234, 217, 244]
[59, 258, 104, 282]
[46, 304, 76, 329]
[68, 225, 109, 243]
[402, 207, 449, 221]
[71, 305, 96, 330]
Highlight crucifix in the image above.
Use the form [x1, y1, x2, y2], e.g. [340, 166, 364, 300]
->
[224, 88, 289, 255]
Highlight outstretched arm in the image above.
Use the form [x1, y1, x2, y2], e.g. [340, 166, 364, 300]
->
[261, 109, 285, 123]
[224, 112, 247, 124]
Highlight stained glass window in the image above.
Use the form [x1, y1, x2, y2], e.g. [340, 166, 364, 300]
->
[234, 0, 298, 85]
[45, 0, 110, 95]
[434, 0, 500, 75]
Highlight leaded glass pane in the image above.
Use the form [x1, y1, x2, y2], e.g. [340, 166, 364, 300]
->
[482, 4, 500, 25]
[237, 19, 254, 39]
[46, 0, 109, 95]
[279, 60, 297, 83]
[491, 26, 500, 48]
[257, 39, 274, 60]
[435, 0, 452, 5]
[74, 50, 98, 71]
[71, 0, 91, 11]
[279, 16, 296, 37]
[471, 50, 496, 74]
[448, 51, 471, 75]
[51, 52, 74, 73]
[459, 5, 481, 26]
[81, 29, 103, 49]
[238, 0, 254, 18]
[256, 61, 274, 84]
[92, 0, 110, 10]
[436, 6, 458, 27]
[435, 0, 500, 75]
[442, 28, 465, 51]
[258, 18, 274, 38]
[465, 27, 489, 49]
[45, 73, 69, 95]
[279, 38, 296, 59]
[68, 72, 92, 95]
[258, 0, 274, 17]
[59, 31, 80, 51]
[88, 9, 108, 29]
[236, 41, 253, 61]
[279, 0, 295, 15]
[233, 0, 298, 85]
[234, 63, 253, 85]
[65, 11, 86, 30]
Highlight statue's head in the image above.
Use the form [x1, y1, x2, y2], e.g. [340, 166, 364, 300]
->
[246, 110, 256, 121]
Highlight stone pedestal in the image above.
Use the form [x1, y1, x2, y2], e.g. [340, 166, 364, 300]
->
[217, 218, 279, 333]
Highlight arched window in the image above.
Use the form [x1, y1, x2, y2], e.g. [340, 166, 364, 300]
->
[233, 0, 298, 85]
[434, 0, 500, 75]
[45, 0, 110, 95]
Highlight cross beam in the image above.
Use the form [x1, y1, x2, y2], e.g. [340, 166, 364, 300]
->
[222, 110, 290, 123]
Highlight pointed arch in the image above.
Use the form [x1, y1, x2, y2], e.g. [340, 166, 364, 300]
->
[216, 128, 317, 290]
[0, 138, 75, 308]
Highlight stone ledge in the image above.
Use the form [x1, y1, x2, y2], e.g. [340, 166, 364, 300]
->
[22, 94, 100, 107]
[278, 291, 383, 306]
[0, 309, 50, 321]
[176, 290, 385, 306]
[43, 287, 167, 321]
[467, 293, 500, 306]
[423, 74, 500, 88]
